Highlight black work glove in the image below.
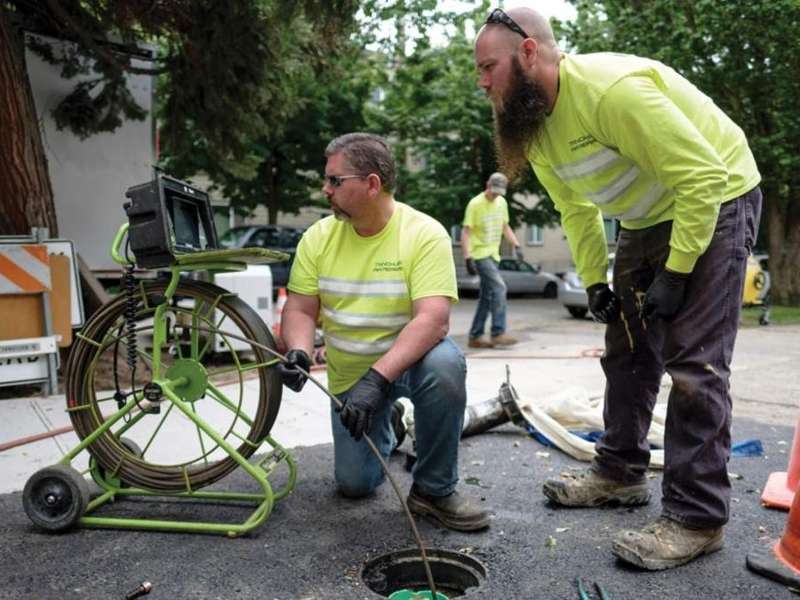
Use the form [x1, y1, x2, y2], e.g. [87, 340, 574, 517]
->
[587, 282, 620, 324]
[338, 368, 390, 441]
[642, 269, 690, 321]
[465, 257, 478, 276]
[514, 246, 524, 262]
[278, 349, 311, 392]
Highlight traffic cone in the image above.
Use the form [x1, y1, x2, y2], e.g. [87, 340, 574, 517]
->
[747, 482, 800, 588]
[272, 287, 287, 338]
[761, 417, 800, 510]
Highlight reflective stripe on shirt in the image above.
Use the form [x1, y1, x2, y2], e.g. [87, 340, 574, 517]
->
[319, 277, 408, 297]
[585, 165, 640, 205]
[619, 182, 667, 220]
[322, 306, 410, 329]
[554, 147, 620, 181]
[325, 333, 397, 355]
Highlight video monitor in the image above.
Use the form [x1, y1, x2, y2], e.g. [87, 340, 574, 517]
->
[166, 192, 209, 252]
[125, 172, 219, 268]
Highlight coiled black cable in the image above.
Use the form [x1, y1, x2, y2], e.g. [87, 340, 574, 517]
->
[123, 262, 138, 374]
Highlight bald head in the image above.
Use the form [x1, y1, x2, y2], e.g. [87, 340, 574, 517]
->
[477, 7, 557, 52]
[475, 7, 562, 181]
[509, 7, 556, 45]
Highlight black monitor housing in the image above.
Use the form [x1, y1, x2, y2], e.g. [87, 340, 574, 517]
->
[124, 173, 218, 268]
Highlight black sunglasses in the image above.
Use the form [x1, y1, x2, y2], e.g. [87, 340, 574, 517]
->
[485, 8, 531, 40]
[324, 174, 367, 188]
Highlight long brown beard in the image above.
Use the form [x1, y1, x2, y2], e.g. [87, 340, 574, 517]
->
[493, 56, 550, 181]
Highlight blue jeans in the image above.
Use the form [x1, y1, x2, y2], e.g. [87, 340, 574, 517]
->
[469, 257, 507, 338]
[330, 337, 467, 498]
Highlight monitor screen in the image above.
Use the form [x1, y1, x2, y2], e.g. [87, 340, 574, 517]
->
[167, 193, 209, 252]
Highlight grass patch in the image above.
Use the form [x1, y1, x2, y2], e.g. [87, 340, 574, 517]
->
[741, 304, 800, 327]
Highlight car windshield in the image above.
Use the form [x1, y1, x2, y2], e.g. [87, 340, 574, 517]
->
[248, 228, 284, 248]
[280, 228, 304, 247]
[218, 227, 252, 248]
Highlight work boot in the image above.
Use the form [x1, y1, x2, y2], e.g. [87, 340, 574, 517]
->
[390, 400, 407, 451]
[407, 484, 490, 532]
[612, 517, 724, 570]
[468, 337, 494, 349]
[490, 333, 518, 346]
[542, 467, 651, 507]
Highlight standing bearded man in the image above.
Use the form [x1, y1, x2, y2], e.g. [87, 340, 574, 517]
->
[475, 7, 761, 570]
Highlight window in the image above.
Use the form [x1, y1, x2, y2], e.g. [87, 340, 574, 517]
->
[603, 218, 619, 245]
[527, 224, 544, 246]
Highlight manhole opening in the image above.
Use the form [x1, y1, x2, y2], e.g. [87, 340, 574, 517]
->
[361, 548, 488, 598]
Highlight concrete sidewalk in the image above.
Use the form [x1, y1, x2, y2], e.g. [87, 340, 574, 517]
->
[0, 328, 610, 494]
[2, 317, 797, 496]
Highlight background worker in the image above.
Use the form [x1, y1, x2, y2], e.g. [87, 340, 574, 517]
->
[462, 172, 523, 349]
[475, 7, 761, 569]
[278, 132, 490, 532]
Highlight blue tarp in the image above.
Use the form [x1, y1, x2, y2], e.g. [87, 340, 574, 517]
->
[525, 425, 764, 457]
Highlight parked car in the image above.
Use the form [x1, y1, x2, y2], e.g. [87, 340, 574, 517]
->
[560, 252, 770, 319]
[218, 225, 306, 287]
[457, 258, 560, 297]
[559, 255, 614, 319]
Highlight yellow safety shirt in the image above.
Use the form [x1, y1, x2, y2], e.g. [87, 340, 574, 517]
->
[462, 192, 509, 261]
[530, 53, 761, 287]
[288, 202, 457, 394]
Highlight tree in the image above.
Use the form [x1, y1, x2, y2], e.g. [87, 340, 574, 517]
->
[161, 38, 375, 224]
[368, 5, 560, 232]
[0, 0, 359, 235]
[555, 0, 800, 304]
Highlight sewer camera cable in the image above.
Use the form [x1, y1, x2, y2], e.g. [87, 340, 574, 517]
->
[188, 326, 440, 597]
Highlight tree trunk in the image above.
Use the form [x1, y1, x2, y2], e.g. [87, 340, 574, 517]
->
[265, 156, 277, 225]
[0, 9, 57, 236]
[765, 185, 800, 306]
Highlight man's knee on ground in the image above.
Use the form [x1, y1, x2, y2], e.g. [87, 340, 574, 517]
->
[335, 467, 384, 498]
[334, 461, 385, 498]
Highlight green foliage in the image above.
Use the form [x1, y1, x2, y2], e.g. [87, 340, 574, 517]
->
[741, 305, 800, 327]
[556, 0, 800, 303]
[556, 0, 800, 217]
[369, 3, 559, 231]
[163, 41, 375, 222]
[7, 0, 360, 168]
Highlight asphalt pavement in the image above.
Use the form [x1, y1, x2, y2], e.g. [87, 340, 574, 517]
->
[0, 298, 798, 599]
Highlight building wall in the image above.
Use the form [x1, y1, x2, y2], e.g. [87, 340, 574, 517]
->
[519, 224, 574, 274]
[26, 35, 156, 273]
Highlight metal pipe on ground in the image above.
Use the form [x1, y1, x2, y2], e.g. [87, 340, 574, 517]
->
[462, 366, 526, 438]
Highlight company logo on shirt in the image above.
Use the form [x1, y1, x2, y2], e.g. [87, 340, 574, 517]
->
[374, 260, 402, 273]
[569, 134, 596, 152]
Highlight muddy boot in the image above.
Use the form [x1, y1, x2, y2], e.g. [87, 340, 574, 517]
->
[542, 467, 651, 507]
[407, 484, 490, 532]
[612, 517, 724, 570]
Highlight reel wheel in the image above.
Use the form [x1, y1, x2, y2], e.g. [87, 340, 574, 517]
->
[66, 279, 282, 493]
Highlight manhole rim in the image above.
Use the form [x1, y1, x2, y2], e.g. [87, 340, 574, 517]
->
[360, 547, 488, 598]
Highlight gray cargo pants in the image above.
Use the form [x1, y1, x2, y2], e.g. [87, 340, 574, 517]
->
[593, 187, 762, 529]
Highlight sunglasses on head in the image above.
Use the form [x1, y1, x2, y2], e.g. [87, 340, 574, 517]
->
[324, 174, 367, 188]
[485, 8, 531, 40]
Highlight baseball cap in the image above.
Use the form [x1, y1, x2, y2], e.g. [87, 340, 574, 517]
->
[488, 172, 508, 195]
